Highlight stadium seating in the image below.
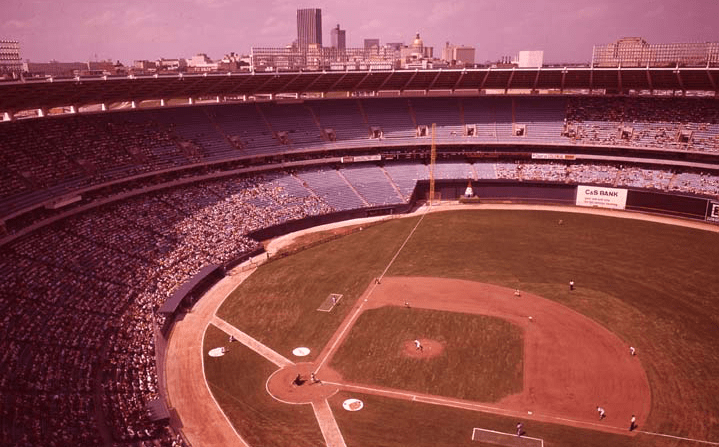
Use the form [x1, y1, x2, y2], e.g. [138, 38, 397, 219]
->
[2, 95, 719, 220]
[1, 93, 719, 446]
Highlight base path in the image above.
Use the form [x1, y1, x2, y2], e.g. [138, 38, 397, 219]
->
[164, 203, 714, 447]
[164, 262, 264, 447]
[312, 399, 348, 447]
[211, 315, 293, 368]
[317, 276, 651, 435]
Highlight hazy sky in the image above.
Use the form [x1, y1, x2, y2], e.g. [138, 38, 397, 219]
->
[3, 0, 718, 64]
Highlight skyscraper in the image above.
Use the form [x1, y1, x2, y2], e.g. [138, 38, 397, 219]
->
[331, 24, 346, 50]
[297, 8, 322, 50]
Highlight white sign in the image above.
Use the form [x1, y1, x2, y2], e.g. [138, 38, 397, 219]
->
[531, 153, 576, 160]
[708, 202, 719, 222]
[576, 186, 628, 210]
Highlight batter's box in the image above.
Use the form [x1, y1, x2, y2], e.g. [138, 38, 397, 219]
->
[317, 293, 343, 312]
[472, 428, 543, 447]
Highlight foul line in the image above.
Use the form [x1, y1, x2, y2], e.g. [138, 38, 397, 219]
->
[200, 322, 251, 447]
[636, 430, 719, 446]
[314, 208, 431, 374]
[326, 381, 622, 433]
[211, 315, 293, 368]
[325, 381, 719, 445]
[377, 206, 430, 282]
[312, 399, 348, 447]
[472, 427, 544, 447]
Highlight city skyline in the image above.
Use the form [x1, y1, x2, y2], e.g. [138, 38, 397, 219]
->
[2, 0, 718, 64]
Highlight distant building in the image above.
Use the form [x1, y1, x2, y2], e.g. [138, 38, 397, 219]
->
[331, 24, 346, 50]
[0, 40, 22, 78]
[399, 33, 433, 67]
[442, 42, 475, 66]
[24, 61, 90, 77]
[134, 60, 157, 72]
[513, 50, 544, 68]
[251, 45, 398, 71]
[297, 8, 322, 50]
[86, 60, 122, 76]
[218, 52, 251, 72]
[364, 38, 380, 50]
[592, 37, 719, 67]
[186, 53, 217, 72]
[157, 58, 186, 72]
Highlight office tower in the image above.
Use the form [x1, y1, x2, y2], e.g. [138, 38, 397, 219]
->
[0, 40, 22, 77]
[297, 8, 322, 49]
[331, 24, 346, 50]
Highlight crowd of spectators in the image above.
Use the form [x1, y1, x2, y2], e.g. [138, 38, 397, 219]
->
[485, 161, 718, 196]
[564, 96, 719, 152]
[3, 96, 718, 222]
[1, 98, 718, 445]
[0, 171, 335, 446]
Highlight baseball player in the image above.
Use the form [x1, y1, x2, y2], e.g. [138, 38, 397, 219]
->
[414, 339, 423, 352]
[597, 406, 606, 420]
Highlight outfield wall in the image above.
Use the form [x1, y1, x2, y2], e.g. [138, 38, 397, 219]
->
[247, 203, 413, 241]
[416, 181, 716, 221]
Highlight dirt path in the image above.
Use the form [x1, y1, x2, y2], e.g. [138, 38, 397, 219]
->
[321, 276, 651, 434]
[164, 260, 264, 447]
[211, 315, 293, 368]
[164, 203, 716, 447]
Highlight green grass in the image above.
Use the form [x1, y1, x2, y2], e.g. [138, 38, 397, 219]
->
[328, 391, 693, 447]
[210, 209, 719, 445]
[203, 324, 325, 447]
[217, 216, 421, 360]
[330, 306, 523, 402]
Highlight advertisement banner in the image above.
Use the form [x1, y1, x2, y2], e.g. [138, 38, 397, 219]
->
[576, 185, 628, 209]
[531, 153, 576, 160]
[708, 202, 719, 222]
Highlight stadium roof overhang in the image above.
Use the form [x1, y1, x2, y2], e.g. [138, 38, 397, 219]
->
[1, 66, 718, 115]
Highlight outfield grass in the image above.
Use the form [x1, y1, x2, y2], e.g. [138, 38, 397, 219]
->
[217, 216, 421, 360]
[328, 391, 694, 447]
[386, 210, 719, 441]
[211, 209, 719, 445]
[330, 306, 523, 402]
[203, 324, 325, 447]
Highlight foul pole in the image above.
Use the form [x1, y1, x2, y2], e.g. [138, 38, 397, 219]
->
[429, 123, 436, 206]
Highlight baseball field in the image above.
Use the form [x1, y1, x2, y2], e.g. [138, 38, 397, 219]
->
[187, 207, 719, 446]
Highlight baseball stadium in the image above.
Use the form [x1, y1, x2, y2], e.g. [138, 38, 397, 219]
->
[1, 68, 719, 447]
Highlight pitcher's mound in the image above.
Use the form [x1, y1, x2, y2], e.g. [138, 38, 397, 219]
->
[402, 339, 444, 359]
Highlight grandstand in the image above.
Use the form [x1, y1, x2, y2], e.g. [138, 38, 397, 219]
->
[1, 69, 718, 446]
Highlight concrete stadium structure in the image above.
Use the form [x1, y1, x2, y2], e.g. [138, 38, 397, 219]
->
[1, 69, 718, 446]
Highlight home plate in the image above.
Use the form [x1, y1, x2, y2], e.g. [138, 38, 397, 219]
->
[342, 398, 364, 411]
[292, 347, 310, 357]
[208, 347, 226, 357]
